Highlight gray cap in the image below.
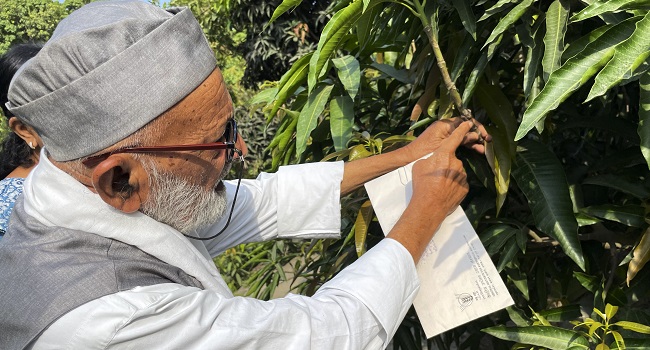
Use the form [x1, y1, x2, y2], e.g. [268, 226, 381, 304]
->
[6, 0, 217, 161]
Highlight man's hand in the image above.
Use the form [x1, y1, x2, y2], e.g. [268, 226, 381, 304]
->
[402, 117, 491, 161]
[387, 121, 473, 263]
[340, 117, 490, 196]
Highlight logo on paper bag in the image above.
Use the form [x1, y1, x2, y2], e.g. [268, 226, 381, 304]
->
[457, 293, 473, 310]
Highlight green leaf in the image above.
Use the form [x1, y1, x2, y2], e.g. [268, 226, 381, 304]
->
[482, 224, 518, 255]
[605, 303, 619, 321]
[356, 4, 380, 51]
[484, 126, 513, 215]
[582, 174, 650, 199]
[562, 23, 613, 61]
[354, 200, 374, 257]
[516, 17, 641, 140]
[483, 326, 590, 349]
[580, 205, 646, 227]
[574, 271, 600, 293]
[505, 261, 530, 300]
[587, 12, 650, 101]
[348, 144, 373, 161]
[267, 0, 303, 27]
[538, 305, 582, 322]
[269, 53, 313, 121]
[507, 305, 532, 326]
[571, 0, 650, 22]
[482, 0, 534, 50]
[329, 96, 355, 152]
[542, 0, 570, 81]
[523, 17, 545, 98]
[613, 321, 650, 334]
[462, 53, 488, 105]
[309, 0, 375, 91]
[332, 55, 361, 100]
[627, 226, 650, 285]
[479, 0, 518, 22]
[295, 84, 334, 157]
[452, 0, 477, 40]
[249, 87, 278, 106]
[512, 140, 585, 270]
[497, 240, 520, 272]
[639, 70, 650, 168]
[612, 338, 650, 349]
[370, 62, 414, 84]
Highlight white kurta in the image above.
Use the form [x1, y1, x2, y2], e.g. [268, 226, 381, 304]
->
[26, 154, 420, 349]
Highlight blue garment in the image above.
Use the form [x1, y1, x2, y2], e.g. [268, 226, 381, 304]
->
[0, 177, 25, 237]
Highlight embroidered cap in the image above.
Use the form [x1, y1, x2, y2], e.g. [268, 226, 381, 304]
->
[5, 0, 217, 161]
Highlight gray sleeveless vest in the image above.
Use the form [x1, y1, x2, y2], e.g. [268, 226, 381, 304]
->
[0, 197, 204, 349]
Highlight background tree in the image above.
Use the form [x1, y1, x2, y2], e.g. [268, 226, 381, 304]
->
[252, 0, 650, 348]
[0, 0, 87, 135]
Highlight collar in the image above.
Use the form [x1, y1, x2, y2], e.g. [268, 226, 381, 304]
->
[21, 149, 232, 294]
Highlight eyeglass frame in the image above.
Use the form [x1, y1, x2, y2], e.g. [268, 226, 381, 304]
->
[82, 118, 240, 168]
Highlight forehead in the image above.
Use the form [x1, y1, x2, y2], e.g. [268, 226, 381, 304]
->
[157, 69, 233, 141]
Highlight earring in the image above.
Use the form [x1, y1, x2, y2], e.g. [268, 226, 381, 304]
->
[28, 141, 35, 150]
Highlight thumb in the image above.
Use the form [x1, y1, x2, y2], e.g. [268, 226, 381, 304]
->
[439, 121, 473, 153]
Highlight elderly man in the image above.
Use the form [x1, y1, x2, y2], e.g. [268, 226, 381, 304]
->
[0, 1, 488, 349]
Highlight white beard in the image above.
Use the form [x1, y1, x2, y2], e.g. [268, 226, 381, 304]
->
[140, 161, 230, 235]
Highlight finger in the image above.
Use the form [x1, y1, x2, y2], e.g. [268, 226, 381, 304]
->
[439, 121, 473, 152]
[471, 118, 492, 142]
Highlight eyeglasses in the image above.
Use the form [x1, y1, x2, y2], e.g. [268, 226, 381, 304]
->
[82, 119, 240, 167]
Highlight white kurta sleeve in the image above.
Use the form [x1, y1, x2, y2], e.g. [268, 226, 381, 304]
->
[202, 161, 344, 256]
[34, 239, 419, 350]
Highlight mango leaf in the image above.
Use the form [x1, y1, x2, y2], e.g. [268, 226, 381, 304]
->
[296, 85, 334, 157]
[562, 23, 613, 61]
[330, 96, 355, 152]
[479, 0, 518, 22]
[370, 62, 414, 84]
[267, 0, 303, 27]
[516, 17, 641, 140]
[574, 271, 600, 293]
[269, 53, 313, 121]
[484, 126, 512, 215]
[613, 321, 650, 334]
[505, 261, 530, 300]
[354, 200, 374, 257]
[523, 17, 545, 98]
[453, 0, 477, 40]
[249, 87, 278, 107]
[612, 338, 650, 349]
[542, 0, 570, 81]
[538, 305, 582, 322]
[512, 140, 585, 270]
[571, 0, 650, 22]
[580, 205, 646, 227]
[462, 53, 488, 105]
[482, 224, 518, 255]
[507, 305, 532, 327]
[482, 0, 534, 50]
[627, 226, 650, 285]
[348, 144, 373, 161]
[497, 240, 520, 272]
[483, 326, 590, 349]
[582, 174, 650, 199]
[332, 55, 361, 100]
[587, 12, 650, 101]
[639, 70, 650, 168]
[308, 0, 377, 91]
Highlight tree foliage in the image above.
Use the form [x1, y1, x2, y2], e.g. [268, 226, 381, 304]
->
[250, 0, 650, 348]
[0, 0, 87, 53]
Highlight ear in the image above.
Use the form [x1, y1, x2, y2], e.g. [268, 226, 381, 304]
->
[91, 154, 150, 213]
[9, 117, 42, 148]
